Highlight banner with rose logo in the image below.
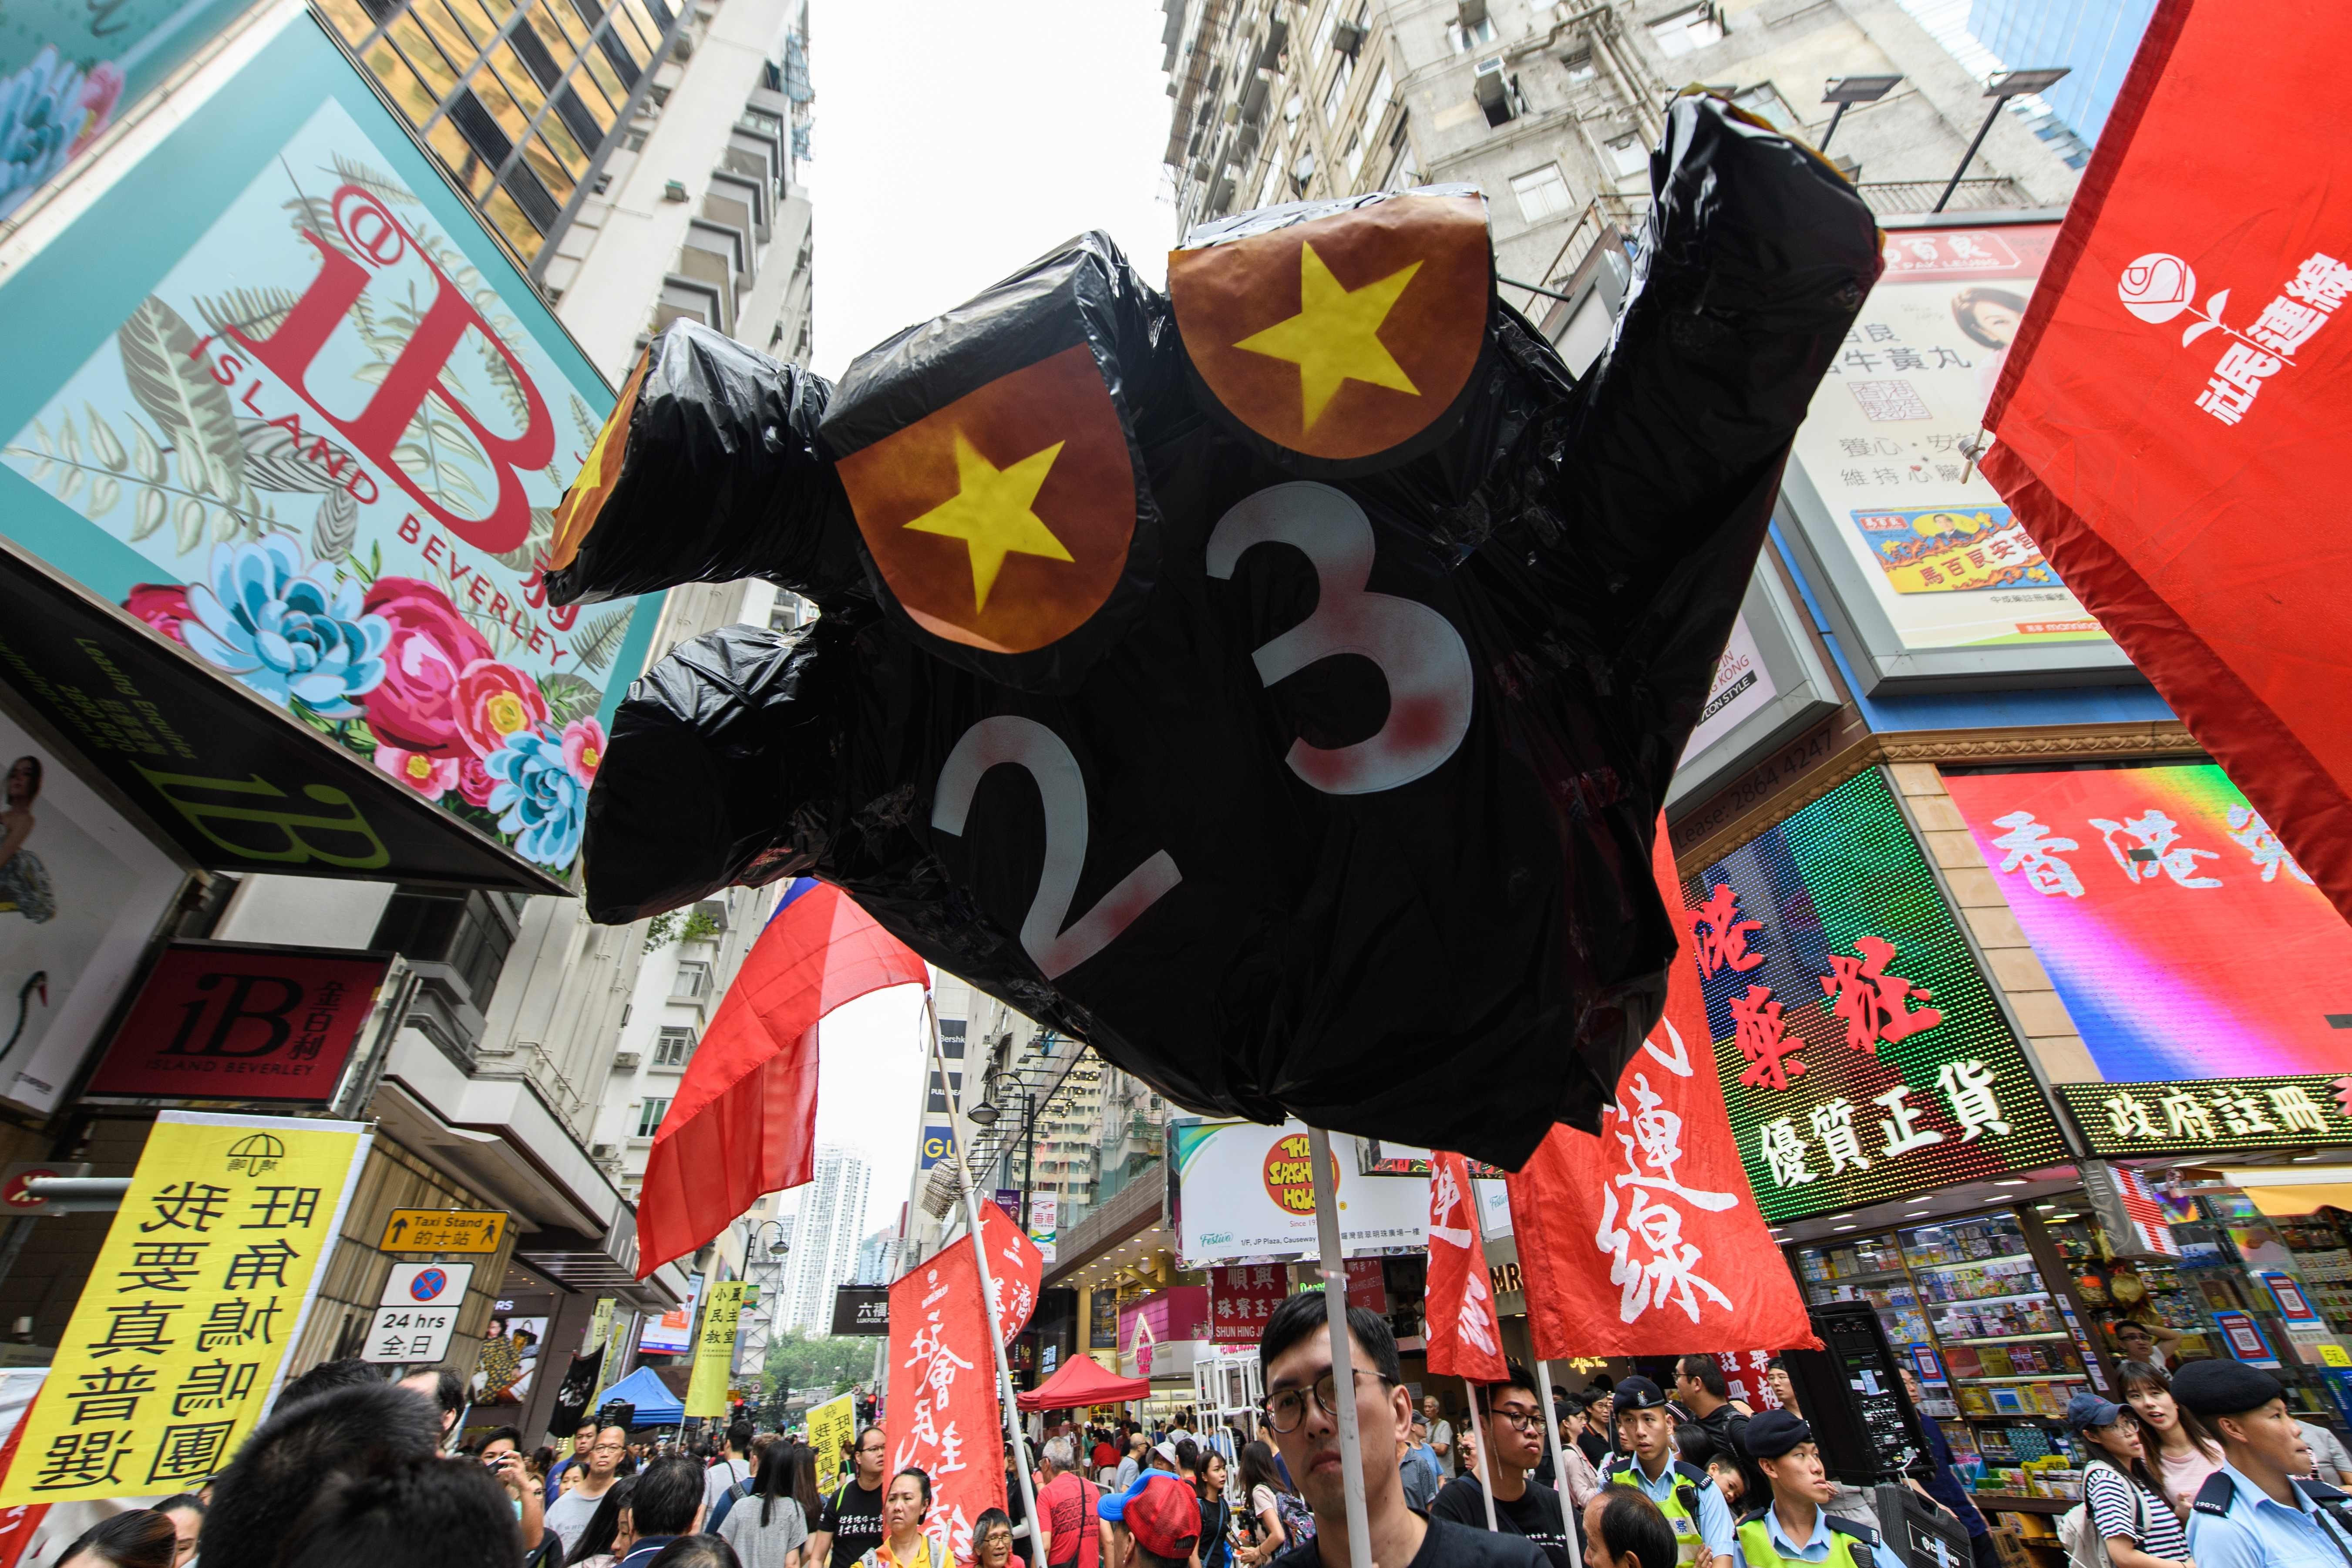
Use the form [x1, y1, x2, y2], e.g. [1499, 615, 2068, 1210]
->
[0, 17, 660, 881]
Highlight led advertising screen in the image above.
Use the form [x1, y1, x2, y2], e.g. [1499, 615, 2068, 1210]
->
[1686, 768, 2067, 1221]
[1945, 764, 2352, 1084]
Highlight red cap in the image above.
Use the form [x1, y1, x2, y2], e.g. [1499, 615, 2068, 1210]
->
[1110, 1474, 1200, 1560]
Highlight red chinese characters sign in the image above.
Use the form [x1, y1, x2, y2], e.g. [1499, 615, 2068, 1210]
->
[979, 1198, 1043, 1343]
[1424, 1151, 1506, 1381]
[84, 943, 388, 1100]
[1981, 0, 2352, 925]
[1210, 1265, 1286, 1345]
[886, 1239, 1005, 1559]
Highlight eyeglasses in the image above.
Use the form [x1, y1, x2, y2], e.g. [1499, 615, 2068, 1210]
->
[1488, 1406, 1544, 1431]
[1262, 1370, 1390, 1434]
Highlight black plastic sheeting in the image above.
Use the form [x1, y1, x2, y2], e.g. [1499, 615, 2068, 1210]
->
[552, 95, 1878, 1168]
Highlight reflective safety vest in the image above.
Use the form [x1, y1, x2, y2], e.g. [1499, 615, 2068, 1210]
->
[1733, 1508, 1877, 1568]
[1608, 1458, 1714, 1565]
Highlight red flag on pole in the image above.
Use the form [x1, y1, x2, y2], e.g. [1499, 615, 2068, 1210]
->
[1981, 0, 2352, 923]
[979, 1198, 1043, 1343]
[636, 878, 927, 1277]
[1423, 1150, 1507, 1382]
[1506, 820, 1818, 1358]
[887, 1235, 1007, 1559]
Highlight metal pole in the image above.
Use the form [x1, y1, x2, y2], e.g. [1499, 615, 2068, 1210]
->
[1818, 100, 1849, 151]
[1935, 101, 2005, 212]
[1536, 1357, 1581, 1566]
[1307, 1128, 1374, 1568]
[1467, 1379, 1500, 1531]
[928, 996, 1045, 1558]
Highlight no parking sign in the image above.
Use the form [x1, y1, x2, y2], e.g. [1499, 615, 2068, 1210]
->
[362, 1262, 476, 1363]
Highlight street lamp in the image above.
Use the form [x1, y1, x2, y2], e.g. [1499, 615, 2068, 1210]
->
[969, 1069, 1038, 1221]
[1935, 67, 2070, 212]
[1817, 74, 1900, 153]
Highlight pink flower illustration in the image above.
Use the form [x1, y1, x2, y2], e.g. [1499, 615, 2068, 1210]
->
[69, 61, 123, 156]
[375, 745, 461, 800]
[124, 582, 194, 643]
[562, 717, 606, 785]
[361, 577, 493, 758]
[456, 754, 498, 808]
[453, 660, 549, 760]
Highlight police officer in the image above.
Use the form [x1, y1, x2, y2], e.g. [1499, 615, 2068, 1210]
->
[1606, 1377, 1736, 1567]
[1731, 1411, 1903, 1568]
[2176, 1358, 2352, 1568]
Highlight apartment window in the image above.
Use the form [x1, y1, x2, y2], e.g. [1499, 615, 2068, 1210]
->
[1450, 16, 1497, 52]
[1364, 64, 1393, 120]
[1384, 128, 1419, 191]
[1649, 5, 1723, 57]
[1257, 154, 1286, 209]
[1732, 82, 1804, 139]
[1343, 132, 1364, 182]
[1605, 131, 1648, 178]
[673, 959, 711, 1000]
[653, 1026, 697, 1067]
[1321, 53, 1353, 122]
[1510, 164, 1573, 222]
[1561, 50, 1597, 81]
[637, 1097, 671, 1137]
[371, 889, 520, 1009]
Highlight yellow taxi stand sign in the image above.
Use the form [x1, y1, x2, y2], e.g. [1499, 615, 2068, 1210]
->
[380, 1208, 507, 1253]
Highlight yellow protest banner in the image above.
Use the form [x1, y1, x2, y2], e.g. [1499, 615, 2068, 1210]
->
[684, 1281, 747, 1419]
[807, 1391, 855, 1494]
[0, 1112, 369, 1504]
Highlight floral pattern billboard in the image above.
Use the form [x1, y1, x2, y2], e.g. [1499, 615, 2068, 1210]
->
[0, 30, 661, 878]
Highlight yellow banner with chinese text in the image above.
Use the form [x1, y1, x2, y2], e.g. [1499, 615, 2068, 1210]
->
[684, 1281, 746, 1419]
[0, 1112, 369, 1504]
[807, 1391, 855, 1494]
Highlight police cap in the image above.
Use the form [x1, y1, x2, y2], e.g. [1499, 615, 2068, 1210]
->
[2171, 1358, 2284, 1419]
[1744, 1409, 1814, 1460]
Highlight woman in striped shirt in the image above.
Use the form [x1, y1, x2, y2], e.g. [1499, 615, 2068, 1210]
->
[2065, 1392, 2195, 1568]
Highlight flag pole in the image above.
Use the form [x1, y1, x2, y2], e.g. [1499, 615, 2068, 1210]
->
[1307, 1128, 1374, 1568]
[1466, 1378, 1500, 1532]
[1534, 1357, 1581, 1565]
[925, 993, 1045, 1557]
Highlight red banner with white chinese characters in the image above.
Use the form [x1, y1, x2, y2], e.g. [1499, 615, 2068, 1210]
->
[887, 1238, 1006, 1558]
[1506, 822, 1819, 1358]
[1425, 1150, 1507, 1381]
[979, 1198, 1042, 1343]
[1210, 1265, 1288, 1345]
[1981, 0, 2352, 925]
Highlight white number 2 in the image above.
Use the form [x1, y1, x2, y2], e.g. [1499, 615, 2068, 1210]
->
[1206, 481, 1474, 795]
[930, 716, 1183, 980]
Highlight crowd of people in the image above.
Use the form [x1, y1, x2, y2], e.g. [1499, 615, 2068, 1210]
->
[32, 1307, 2352, 1568]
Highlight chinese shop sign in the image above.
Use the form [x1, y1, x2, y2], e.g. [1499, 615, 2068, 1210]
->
[0, 1110, 367, 1504]
[1686, 768, 2066, 1222]
[2060, 1075, 2352, 1158]
[1209, 1267, 1282, 1346]
[83, 942, 389, 1100]
[1944, 764, 2352, 1084]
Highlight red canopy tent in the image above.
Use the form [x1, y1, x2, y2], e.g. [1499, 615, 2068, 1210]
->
[1015, 1353, 1150, 1413]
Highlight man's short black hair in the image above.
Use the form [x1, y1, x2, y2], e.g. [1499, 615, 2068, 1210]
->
[207, 1383, 441, 1568]
[278, 1357, 384, 1408]
[1258, 1291, 1402, 1385]
[279, 1457, 518, 1568]
[728, 1420, 755, 1455]
[642, 1541, 741, 1568]
[1675, 1356, 1729, 1400]
[415, 1366, 466, 1419]
[1484, 1361, 1541, 1406]
[477, 1425, 525, 1454]
[1673, 1423, 1716, 1466]
[1764, 1356, 1785, 1373]
[1595, 1484, 1678, 1568]
[632, 1455, 706, 1537]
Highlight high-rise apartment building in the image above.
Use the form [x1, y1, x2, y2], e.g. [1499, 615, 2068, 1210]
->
[779, 1144, 871, 1330]
[854, 1223, 900, 1286]
[1965, 0, 2155, 146]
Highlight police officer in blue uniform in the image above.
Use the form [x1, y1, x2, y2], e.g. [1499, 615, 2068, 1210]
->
[1730, 1411, 1904, 1568]
[2176, 1358, 2352, 1568]
[1605, 1377, 1736, 1566]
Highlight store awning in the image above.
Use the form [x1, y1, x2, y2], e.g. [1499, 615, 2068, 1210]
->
[1016, 1353, 1151, 1412]
[0, 535, 564, 893]
[2193, 1165, 2352, 1216]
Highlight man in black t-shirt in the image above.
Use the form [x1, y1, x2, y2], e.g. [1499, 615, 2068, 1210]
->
[1255, 1290, 1546, 1568]
[1430, 1363, 1573, 1568]
[806, 1424, 890, 1568]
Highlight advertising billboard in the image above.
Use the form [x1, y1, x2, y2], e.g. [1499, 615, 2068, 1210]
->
[1686, 768, 2068, 1221]
[0, 13, 661, 881]
[1945, 763, 2352, 1084]
[1776, 221, 2137, 691]
[1171, 1119, 1429, 1265]
[1665, 559, 1844, 810]
[637, 1272, 700, 1355]
[83, 940, 389, 1100]
[0, 707, 187, 1115]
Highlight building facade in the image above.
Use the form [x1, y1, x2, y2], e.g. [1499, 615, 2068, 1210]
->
[777, 1144, 870, 1331]
[1964, 0, 2155, 145]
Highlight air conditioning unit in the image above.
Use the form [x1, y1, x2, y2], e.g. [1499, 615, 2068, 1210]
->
[592, 1144, 618, 1159]
[663, 179, 690, 202]
[612, 1051, 640, 1069]
[1474, 59, 1517, 125]
[1332, 19, 1367, 57]
[671, 32, 693, 59]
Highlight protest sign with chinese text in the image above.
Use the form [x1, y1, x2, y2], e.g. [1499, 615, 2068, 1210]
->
[686, 1281, 747, 1418]
[807, 1392, 855, 1495]
[976, 1198, 1043, 1344]
[886, 1243, 1004, 1560]
[1507, 820, 1817, 1357]
[0, 1111, 368, 1504]
[1424, 1151, 1506, 1381]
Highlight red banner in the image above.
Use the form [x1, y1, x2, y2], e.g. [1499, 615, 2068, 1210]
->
[1980, 0, 2352, 925]
[83, 942, 388, 1100]
[979, 1198, 1043, 1343]
[1211, 1265, 1288, 1345]
[1506, 821, 1819, 1358]
[887, 1236, 1006, 1559]
[1424, 1150, 1507, 1382]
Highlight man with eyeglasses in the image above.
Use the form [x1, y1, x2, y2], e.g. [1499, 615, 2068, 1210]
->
[808, 1424, 892, 1568]
[1255, 1290, 1546, 1568]
[1430, 1362, 1575, 1568]
[1605, 1377, 1734, 1568]
[544, 1423, 630, 1552]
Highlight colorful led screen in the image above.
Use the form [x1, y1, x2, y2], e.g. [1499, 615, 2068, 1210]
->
[1686, 768, 2068, 1222]
[1944, 764, 2352, 1083]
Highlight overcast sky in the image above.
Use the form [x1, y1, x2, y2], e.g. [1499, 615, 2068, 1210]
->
[802, 0, 1178, 380]
[786, 3, 1176, 1223]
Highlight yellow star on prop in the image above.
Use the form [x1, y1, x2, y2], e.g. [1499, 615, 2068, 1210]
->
[903, 430, 1074, 611]
[1233, 241, 1424, 428]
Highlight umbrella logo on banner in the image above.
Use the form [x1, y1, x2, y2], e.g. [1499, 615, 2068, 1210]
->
[835, 343, 1141, 657]
[1168, 192, 1492, 464]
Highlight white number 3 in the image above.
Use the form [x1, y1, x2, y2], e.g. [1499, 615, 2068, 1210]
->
[931, 716, 1183, 980]
[1206, 480, 1474, 795]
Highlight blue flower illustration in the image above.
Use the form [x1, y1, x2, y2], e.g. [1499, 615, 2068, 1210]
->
[0, 48, 99, 221]
[483, 727, 587, 867]
[182, 535, 391, 717]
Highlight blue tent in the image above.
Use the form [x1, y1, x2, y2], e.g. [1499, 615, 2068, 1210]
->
[596, 1366, 684, 1426]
